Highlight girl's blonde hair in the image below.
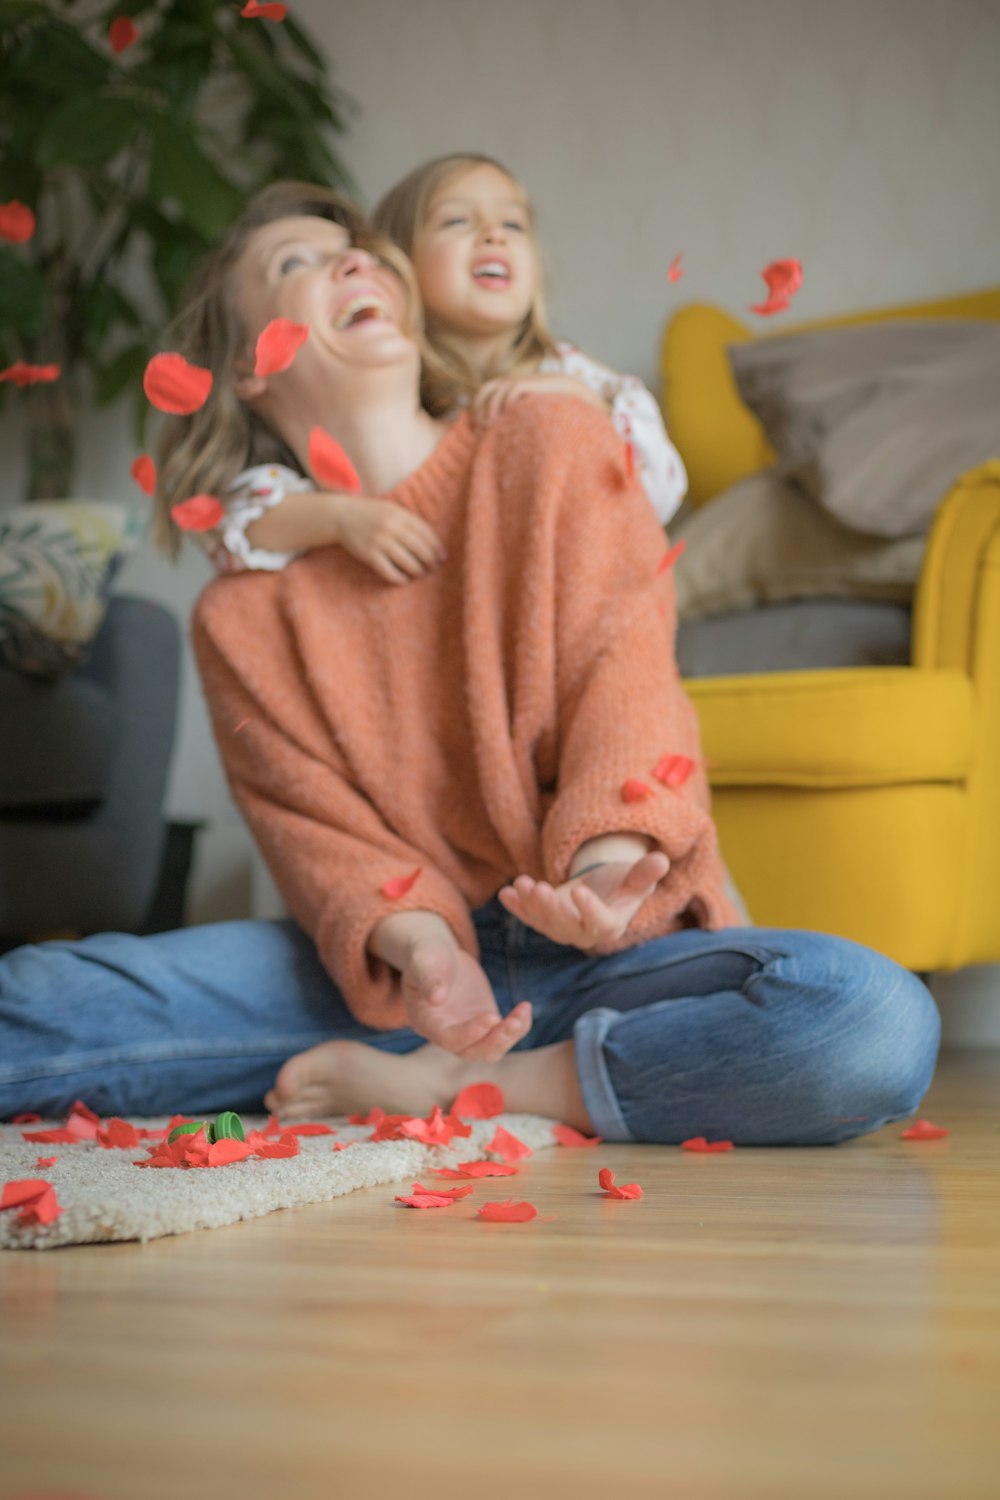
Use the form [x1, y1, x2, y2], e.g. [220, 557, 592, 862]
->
[153, 181, 420, 559]
[372, 153, 558, 417]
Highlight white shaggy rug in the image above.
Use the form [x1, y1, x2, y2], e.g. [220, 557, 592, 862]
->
[0, 1112, 560, 1250]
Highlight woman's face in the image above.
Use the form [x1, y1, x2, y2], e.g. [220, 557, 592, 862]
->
[231, 214, 416, 401]
[411, 163, 537, 341]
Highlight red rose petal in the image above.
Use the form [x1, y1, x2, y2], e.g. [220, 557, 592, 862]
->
[281, 1122, 337, 1136]
[1, 1179, 52, 1211]
[308, 426, 362, 493]
[241, 0, 288, 18]
[21, 1128, 76, 1144]
[667, 253, 685, 284]
[395, 1190, 456, 1208]
[900, 1119, 949, 1141]
[108, 16, 140, 52]
[409, 1180, 474, 1201]
[624, 441, 636, 483]
[35, 1156, 58, 1168]
[652, 753, 695, 789]
[18, 1183, 62, 1225]
[749, 258, 802, 316]
[96, 1118, 141, 1149]
[621, 778, 653, 803]
[381, 867, 422, 900]
[451, 1083, 505, 1119]
[208, 1138, 254, 1166]
[254, 318, 309, 377]
[598, 1165, 643, 1199]
[553, 1124, 603, 1148]
[348, 1107, 386, 1126]
[655, 538, 687, 576]
[435, 1161, 519, 1179]
[477, 1199, 538, 1222]
[143, 352, 213, 415]
[488, 1125, 532, 1163]
[0, 361, 61, 386]
[681, 1137, 734, 1153]
[0, 200, 36, 244]
[399, 1105, 467, 1148]
[171, 493, 225, 532]
[12, 1113, 42, 1125]
[130, 454, 156, 495]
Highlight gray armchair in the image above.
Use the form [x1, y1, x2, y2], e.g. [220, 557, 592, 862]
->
[0, 595, 180, 944]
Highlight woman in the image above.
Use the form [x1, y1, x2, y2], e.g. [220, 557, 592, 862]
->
[0, 184, 940, 1144]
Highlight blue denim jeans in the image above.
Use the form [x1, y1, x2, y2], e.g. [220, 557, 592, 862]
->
[0, 896, 940, 1145]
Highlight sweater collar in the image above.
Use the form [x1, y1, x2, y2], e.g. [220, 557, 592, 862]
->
[386, 411, 478, 517]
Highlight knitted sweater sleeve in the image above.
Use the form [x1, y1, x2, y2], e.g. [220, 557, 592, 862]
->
[191, 581, 481, 1031]
[536, 401, 728, 943]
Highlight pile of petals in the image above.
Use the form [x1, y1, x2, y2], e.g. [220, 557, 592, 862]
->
[137, 1116, 301, 1169]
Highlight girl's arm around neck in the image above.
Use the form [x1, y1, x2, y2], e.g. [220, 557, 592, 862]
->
[245, 489, 348, 554]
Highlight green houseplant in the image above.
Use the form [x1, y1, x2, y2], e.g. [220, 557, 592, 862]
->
[0, 0, 355, 501]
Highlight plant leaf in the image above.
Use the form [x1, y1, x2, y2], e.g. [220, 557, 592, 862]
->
[148, 117, 244, 241]
[0, 250, 47, 335]
[36, 94, 138, 169]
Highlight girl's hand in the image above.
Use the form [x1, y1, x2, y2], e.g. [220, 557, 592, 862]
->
[496, 852, 671, 952]
[471, 373, 609, 428]
[335, 495, 447, 585]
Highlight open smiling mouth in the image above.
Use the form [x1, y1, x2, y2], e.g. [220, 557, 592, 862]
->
[472, 260, 511, 287]
[333, 295, 389, 330]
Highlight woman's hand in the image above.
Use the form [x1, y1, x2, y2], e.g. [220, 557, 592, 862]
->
[470, 373, 609, 428]
[401, 939, 532, 1061]
[335, 495, 447, 585]
[497, 852, 671, 952]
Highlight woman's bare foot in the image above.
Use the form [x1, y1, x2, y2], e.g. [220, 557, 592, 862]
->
[263, 1037, 492, 1121]
[264, 1032, 594, 1133]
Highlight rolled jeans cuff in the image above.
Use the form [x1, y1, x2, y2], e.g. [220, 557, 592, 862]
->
[572, 1006, 634, 1142]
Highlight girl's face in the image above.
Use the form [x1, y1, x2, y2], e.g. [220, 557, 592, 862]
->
[411, 164, 537, 345]
[231, 214, 415, 402]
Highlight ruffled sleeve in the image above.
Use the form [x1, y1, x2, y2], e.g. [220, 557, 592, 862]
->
[541, 341, 688, 526]
[212, 463, 314, 573]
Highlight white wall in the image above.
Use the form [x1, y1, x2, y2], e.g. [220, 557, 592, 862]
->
[4, 0, 1000, 993]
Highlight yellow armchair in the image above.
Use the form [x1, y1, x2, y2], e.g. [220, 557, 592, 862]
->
[661, 287, 1000, 971]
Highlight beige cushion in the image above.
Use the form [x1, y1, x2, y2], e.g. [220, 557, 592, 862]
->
[672, 469, 924, 621]
[728, 319, 1000, 538]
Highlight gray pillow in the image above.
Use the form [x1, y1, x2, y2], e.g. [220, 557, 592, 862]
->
[672, 468, 924, 621]
[728, 319, 1000, 538]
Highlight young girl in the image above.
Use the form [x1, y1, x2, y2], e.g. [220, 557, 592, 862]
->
[186, 153, 687, 583]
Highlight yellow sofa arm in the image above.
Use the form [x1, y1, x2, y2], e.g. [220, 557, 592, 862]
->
[660, 304, 768, 507]
[912, 463, 1000, 966]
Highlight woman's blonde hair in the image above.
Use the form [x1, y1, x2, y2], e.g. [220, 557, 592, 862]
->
[153, 181, 420, 559]
[372, 153, 558, 417]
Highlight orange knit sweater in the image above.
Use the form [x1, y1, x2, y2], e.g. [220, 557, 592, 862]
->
[192, 397, 742, 1029]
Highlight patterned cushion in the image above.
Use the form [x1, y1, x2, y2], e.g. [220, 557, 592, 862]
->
[0, 502, 142, 679]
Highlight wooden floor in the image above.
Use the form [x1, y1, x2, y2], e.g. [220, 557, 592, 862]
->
[1, 1050, 998, 1500]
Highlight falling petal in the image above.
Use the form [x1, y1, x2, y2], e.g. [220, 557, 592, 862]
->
[171, 494, 225, 532]
[0, 200, 36, 244]
[130, 454, 156, 495]
[667, 253, 685, 284]
[254, 318, 309, 377]
[621, 778, 653, 803]
[143, 352, 213, 415]
[108, 16, 140, 52]
[309, 426, 362, 492]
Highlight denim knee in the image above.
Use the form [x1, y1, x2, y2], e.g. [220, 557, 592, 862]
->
[766, 935, 942, 1134]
